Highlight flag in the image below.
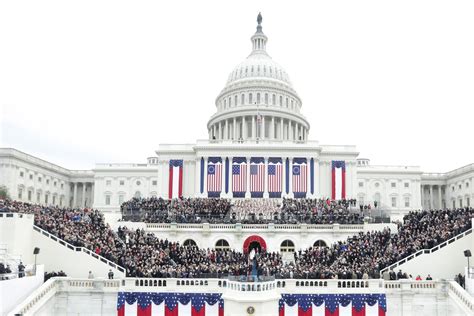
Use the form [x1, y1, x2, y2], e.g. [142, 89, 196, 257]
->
[117, 292, 224, 316]
[207, 158, 222, 197]
[332, 160, 346, 200]
[250, 157, 265, 197]
[279, 294, 386, 316]
[292, 158, 307, 198]
[169, 160, 183, 199]
[268, 158, 282, 198]
[232, 157, 247, 198]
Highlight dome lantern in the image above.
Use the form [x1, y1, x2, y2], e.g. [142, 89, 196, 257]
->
[250, 12, 268, 56]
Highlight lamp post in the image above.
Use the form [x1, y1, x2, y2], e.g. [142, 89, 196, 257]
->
[464, 249, 471, 278]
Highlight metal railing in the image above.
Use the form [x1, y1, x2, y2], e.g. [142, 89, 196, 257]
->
[380, 228, 472, 274]
[32, 225, 126, 273]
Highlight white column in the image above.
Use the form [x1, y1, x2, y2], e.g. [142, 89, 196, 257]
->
[289, 158, 293, 198]
[314, 159, 320, 197]
[195, 158, 201, 197]
[271, 116, 275, 139]
[306, 157, 311, 197]
[280, 118, 284, 140]
[233, 117, 237, 140]
[81, 183, 86, 208]
[245, 157, 251, 198]
[261, 116, 265, 140]
[420, 185, 424, 209]
[252, 116, 256, 139]
[224, 120, 229, 139]
[242, 116, 247, 140]
[282, 157, 287, 197]
[289, 121, 293, 141]
[73, 183, 77, 207]
[263, 157, 269, 198]
[438, 185, 443, 209]
[203, 158, 208, 197]
[429, 185, 433, 209]
[90, 183, 94, 207]
[222, 156, 227, 197]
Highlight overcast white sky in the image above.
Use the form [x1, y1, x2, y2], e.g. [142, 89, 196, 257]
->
[1, 1, 473, 172]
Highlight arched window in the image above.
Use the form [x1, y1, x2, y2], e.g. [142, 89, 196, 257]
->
[257, 93, 260, 104]
[224, 99, 227, 108]
[313, 240, 327, 247]
[229, 97, 232, 107]
[183, 239, 197, 247]
[235, 95, 238, 106]
[286, 98, 289, 107]
[241, 94, 245, 105]
[272, 94, 276, 105]
[249, 93, 253, 104]
[265, 93, 268, 105]
[279, 96, 283, 106]
[215, 239, 230, 250]
[280, 240, 295, 252]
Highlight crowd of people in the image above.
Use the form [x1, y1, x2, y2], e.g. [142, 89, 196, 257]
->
[279, 198, 363, 224]
[44, 270, 67, 282]
[121, 197, 231, 223]
[1, 199, 472, 280]
[121, 197, 364, 224]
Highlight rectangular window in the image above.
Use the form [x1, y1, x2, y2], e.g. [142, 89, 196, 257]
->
[45, 195, 49, 204]
[106, 180, 112, 186]
[18, 190, 23, 199]
[54, 181, 57, 187]
[38, 177, 42, 182]
[37, 192, 41, 203]
[453, 200, 456, 209]
[119, 180, 125, 186]
[28, 190, 32, 201]
[105, 195, 111, 205]
[61, 183, 64, 189]
[459, 199, 463, 208]
[391, 197, 397, 207]
[20, 171, 24, 177]
[358, 182, 364, 187]
[404, 197, 410, 207]
[29, 174, 33, 180]
[467, 197, 470, 207]
[404, 182, 409, 188]
[459, 184, 462, 189]
[53, 196, 56, 205]
[152, 180, 157, 186]
[46, 179, 50, 185]
[119, 194, 124, 205]
[391, 182, 396, 188]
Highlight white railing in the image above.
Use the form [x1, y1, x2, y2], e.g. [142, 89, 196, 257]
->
[33, 225, 126, 273]
[380, 228, 472, 274]
[146, 222, 369, 231]
[10, 277, 468, 315]
[447, 281, 474, 314]
[8, 277, 58, 316]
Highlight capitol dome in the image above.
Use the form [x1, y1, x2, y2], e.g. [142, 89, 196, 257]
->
[207, 13, 309, 143]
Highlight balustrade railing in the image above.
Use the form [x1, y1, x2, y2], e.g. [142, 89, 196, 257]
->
[10, 277, 473, 316]
[32, 225, 126, 273]
[380, 228, 472, 274]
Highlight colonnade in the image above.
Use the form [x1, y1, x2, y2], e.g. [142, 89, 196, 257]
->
[209, 115, 308, 142]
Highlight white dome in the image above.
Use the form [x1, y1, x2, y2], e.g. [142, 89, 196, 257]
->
[226, 53, 293, 87]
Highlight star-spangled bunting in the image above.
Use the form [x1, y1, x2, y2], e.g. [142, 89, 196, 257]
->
[279, 293, 386, 316]
[117, 292, 224, 316]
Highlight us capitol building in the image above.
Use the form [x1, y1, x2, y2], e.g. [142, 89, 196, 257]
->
[1, 15, 473, 221]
